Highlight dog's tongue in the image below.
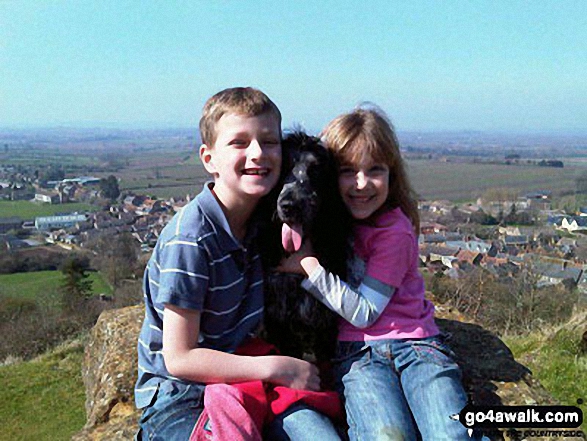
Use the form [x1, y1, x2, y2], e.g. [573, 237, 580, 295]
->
[281, 223, 303, 253]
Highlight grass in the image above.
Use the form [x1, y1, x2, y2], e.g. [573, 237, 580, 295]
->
[0, 339, 86, 441]
[504, 321, 587, 430]
[0, 200, 98, 220]
[0, 270, 113, 300]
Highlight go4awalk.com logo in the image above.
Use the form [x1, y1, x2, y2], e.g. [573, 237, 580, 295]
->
[451, 405, 584, 438]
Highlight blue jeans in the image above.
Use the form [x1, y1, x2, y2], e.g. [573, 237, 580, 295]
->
[136, 380, 205, 440]
[334, 335, 485, 441]
[265, 403, 343, 440]
[136, 380, 342, 440]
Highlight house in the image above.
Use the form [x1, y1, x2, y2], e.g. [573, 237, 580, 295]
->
[524, 191, 551, 211]
[0, 217, 23, 234]
[527, 257, 583, 288]
[557, 238, 577, 255]
[498, 226, 521, 237]
[124, 194, 148, 207]
[0, 234, 30, 250]
[135, 199, 168, 216]
[455, 249, 483, 266]
[547, 214, 567, 227]
[559, 216, 587, 233]
[535, 263, 582, 288]
[444, 232, 465, 242]
[446, 239, 492, 253]
[35, 214, 87, 231]
[525, 190, 551, 200]
[504, 235, 529, 247]
[419, 244, 459, 268]
[9, 186, 34, 201]
[420, 234, 447, 244]
[425, 200, 453, 215]
[62, 176, 101, 186]
[34, 191, 60, 204]
[420, 222, 448, 235]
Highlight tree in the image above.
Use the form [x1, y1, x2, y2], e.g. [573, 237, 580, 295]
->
[100, 175, 120, 200]
[89, 232, 139, 287]
[481, 188, 518, 204]
[38, 165, 65, 186]
[60, 256, 93, 311]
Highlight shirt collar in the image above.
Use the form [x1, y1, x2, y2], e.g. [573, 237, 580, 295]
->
[197, 182, 258, 251]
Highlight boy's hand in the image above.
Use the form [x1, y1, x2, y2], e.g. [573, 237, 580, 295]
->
[264, 355, 321, 391]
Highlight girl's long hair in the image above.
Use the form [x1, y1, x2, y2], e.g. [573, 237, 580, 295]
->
[321, 104, 420, 233]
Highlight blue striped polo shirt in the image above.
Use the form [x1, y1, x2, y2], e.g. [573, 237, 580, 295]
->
[135, 183, 265, 409]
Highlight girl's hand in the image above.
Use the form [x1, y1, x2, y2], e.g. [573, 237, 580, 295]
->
[275, 241, 314, 275]
[263, 355, 321, 391]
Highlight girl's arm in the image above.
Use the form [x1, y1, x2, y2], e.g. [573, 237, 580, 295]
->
[299, 257, 395, 329]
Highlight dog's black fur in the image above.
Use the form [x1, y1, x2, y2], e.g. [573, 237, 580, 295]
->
[259, 131, 351, 363]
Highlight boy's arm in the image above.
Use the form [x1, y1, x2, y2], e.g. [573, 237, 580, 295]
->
[162, 304, 321, 390]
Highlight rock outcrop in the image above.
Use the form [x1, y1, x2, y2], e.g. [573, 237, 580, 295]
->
[72, 305, 143, 441]
[73, 302, 582, 440]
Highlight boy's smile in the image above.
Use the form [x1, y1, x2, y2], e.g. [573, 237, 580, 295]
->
[200, 112, 282, 212]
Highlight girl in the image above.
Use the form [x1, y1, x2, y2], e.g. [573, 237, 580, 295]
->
[290, 105, 485, 440]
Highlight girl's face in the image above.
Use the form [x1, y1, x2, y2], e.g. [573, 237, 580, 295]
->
[338, 158, 389, 220]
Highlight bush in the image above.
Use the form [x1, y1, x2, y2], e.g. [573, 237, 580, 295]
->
[429, 268, 579, 335]
[0, 295, 38, 321]
[0, 277, 141, 362]
[0, 293, 106, 362]
[112, 279, 143, 308]
[0, 249, 69, 274]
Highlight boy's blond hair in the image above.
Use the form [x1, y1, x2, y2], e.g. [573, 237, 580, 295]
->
[199, 87, 282, 147]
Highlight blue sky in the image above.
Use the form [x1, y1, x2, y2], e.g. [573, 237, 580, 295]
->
[1, 0, 586, 132]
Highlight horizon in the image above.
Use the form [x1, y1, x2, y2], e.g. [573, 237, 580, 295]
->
[1, 1, 586, 132]
[2, 125, 587, 138]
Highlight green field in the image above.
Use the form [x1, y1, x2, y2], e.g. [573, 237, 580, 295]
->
[116, 155, 581, 202]
[0, 201, 98, 220]
[406, 159, 580, 201]
[0, 270, 113, 300]
[3, 138, 584, 203]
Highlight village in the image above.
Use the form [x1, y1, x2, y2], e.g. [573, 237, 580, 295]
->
[1, 169, 587, 298]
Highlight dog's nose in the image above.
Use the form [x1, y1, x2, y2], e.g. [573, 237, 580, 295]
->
[279, 198, 295, 214]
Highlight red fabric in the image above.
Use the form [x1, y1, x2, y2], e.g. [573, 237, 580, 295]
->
[189, 338, 343, 440]
[235, 338, 343, 422]
[270, 387, 343, 422]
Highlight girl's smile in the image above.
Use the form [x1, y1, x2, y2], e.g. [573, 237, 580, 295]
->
[338, 161, 389, 220]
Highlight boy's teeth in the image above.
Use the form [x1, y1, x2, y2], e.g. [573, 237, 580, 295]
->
[244, 169, 268, 175]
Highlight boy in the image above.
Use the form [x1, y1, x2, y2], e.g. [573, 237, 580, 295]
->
[135, 87, 338, 439]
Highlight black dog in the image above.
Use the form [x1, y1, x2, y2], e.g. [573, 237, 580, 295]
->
[259, 131, 350, 365]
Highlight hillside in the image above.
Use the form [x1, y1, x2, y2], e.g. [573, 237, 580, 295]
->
[1, 303, 585, 440]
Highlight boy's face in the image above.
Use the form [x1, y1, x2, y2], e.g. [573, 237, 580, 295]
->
[200, 112, 282, 208]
